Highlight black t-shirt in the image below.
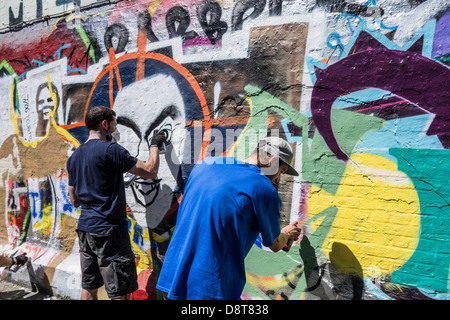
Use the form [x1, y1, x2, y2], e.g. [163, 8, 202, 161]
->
[66, 139, 137, 232]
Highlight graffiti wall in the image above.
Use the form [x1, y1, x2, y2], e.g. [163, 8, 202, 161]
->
[0, 0, 448, 300]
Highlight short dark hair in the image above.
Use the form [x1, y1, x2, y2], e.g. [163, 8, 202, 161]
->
[85, 106, 116, 130]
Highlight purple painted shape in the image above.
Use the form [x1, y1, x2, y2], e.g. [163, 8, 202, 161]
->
[348, 31, 390, 55]
[432, 10, 450, 58]
[349, 30, 424, 56]
[183, 35, 222, 48]
[310, 49, 450, 161]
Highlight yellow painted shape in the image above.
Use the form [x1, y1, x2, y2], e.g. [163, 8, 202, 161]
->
[246, 265, 304, 291]
[127, 215, 150, 272]
[148, 0, 163, 16]
[131, 240, 150, 273]
[47, 74, 80, 147]
[307, 152, 420, 276]
[41, 204, 53, 235]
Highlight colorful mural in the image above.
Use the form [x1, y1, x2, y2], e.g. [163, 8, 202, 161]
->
[0, 0, 448, 300]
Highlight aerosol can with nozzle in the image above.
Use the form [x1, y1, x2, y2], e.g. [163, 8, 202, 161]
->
[156, 129, 169, 154]
[158, 143, 166, 154]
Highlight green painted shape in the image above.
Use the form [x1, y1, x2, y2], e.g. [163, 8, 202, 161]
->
[245, 243, 301, 276]
[75, 25, 96, 64]
[0, 59, 18, 77]
[289, 206, 339, 300]
[243, 85, 385, 194]
[390, 148, 450, 293]
[0, 60, 21, 113]
[235, 85, 308, 160]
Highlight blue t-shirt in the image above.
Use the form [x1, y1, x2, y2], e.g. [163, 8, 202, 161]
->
[66, 139, 137, 233]
[156, 157, 281, 300]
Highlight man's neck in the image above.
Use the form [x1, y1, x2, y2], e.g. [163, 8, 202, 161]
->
[86, 131, 107, 142]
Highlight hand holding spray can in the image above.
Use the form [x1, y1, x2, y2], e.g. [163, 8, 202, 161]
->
[124, 129, 170, 187]
[282, 221, 302, 252]
[8, 253, 28, 273]
[151, 129, 169, 154]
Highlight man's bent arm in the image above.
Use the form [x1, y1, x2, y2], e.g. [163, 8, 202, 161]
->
[269, 221, 301, 252]
[128, 146, 160, 180]
[270, 232, 289, 252]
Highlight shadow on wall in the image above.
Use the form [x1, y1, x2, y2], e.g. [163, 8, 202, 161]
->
[300, 237, 363, 300]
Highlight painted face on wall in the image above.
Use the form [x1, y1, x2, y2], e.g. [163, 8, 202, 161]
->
[113, 74, 185, 229]
[35, 82, 59, 137]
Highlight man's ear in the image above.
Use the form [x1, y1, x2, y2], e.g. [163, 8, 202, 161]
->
[267, 156, 279, 166]
[265, 156, 280, 175]
[100, 119, 109, 131]
[260, 156, 279, 176]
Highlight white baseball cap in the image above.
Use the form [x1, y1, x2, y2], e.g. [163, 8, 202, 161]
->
[258, 136, 299, 176]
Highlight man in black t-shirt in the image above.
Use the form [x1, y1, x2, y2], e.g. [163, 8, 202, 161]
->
[67, 106, 167, 300]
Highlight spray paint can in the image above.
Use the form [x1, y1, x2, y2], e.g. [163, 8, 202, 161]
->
[157, 129, 169, 154]
[282, 239, 294, 252]
[282, 221, 302, 252]
[9, 263, 21, 273]
[8, 254, 28, 273]
[158, 143, 166, 154]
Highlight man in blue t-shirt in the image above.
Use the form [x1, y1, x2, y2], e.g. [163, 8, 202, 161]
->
[66, 106, 167, 300]
[156, 137, 302, 300]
